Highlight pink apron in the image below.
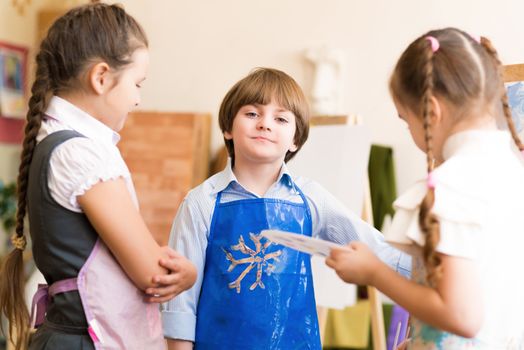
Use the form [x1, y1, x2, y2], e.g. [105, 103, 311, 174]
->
[32, 238, 165, 349]
[31, 238, 165, 349]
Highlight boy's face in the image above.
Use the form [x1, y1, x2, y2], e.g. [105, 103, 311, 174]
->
[224, 100, 298, 166]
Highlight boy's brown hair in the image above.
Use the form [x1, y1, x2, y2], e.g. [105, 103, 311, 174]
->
[218, 67, 310, 163]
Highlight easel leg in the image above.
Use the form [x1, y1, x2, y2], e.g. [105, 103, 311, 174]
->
[368, 286, 386, 350]
[317, 306, 329, 346]
[362, 176, 386, 350]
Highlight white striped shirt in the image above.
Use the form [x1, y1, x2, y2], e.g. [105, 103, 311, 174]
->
[162, 161, 411, 341]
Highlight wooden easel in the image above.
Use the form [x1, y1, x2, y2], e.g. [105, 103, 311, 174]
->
[311, 115, 386, 350]
[502, 63, 524, 142]
[503, 63, 524, 83]
[362, 179, 387, 350]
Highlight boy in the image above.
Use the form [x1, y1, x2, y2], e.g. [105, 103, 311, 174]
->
[156, 68, 410, 349]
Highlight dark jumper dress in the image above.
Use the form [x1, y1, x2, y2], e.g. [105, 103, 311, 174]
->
[27, 130, 96, 349]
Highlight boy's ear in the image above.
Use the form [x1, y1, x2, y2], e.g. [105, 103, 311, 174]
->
[288, 143, 298, 153]
[224, 131, 233, 140]
[88, 62, 112, 95]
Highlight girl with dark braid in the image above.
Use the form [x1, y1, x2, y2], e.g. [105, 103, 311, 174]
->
[326, 28, 524, 349]
[0, 3, 196, 349]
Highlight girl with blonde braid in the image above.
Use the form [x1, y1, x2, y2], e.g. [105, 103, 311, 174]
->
[327, 28, 524, 349]
[0, 3, 196, 350]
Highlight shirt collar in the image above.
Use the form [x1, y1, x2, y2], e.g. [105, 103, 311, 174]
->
[210, 158, 296, 194]
[211, 158, 237, 194]
[442, 129, 512, 161]
[45, 96, 121, 145]
[278, 162, 295, 188]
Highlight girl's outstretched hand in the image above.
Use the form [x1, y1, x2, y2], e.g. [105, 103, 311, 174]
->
[145, 246, 197, 303]
[325, 241, 383, 286]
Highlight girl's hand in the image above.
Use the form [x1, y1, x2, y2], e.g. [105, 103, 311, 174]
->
[145, 247, 197, 303]
[325, 241, 383, 286]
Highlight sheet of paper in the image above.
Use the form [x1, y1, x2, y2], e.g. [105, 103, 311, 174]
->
[261, 229, 350, 257]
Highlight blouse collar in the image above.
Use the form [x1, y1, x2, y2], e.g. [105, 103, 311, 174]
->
[442, 129, 512, 161]
[45, 96, 121, 145]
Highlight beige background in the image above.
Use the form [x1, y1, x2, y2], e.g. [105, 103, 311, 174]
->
[2, 0, 524, 193]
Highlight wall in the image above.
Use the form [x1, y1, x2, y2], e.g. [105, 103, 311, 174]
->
[2, 0, 524, 191]
[0, 1, 35, 182]
[0, 0, 85, 183]
[120, 0, 524, 193]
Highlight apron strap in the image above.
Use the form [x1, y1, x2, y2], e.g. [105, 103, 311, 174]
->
[49, 277, 78, 296]
[30, 277, 78, 328]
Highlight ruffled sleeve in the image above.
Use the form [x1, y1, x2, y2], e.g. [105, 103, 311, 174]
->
[47, 137, 131, 212]
[385, 164, 487, 259]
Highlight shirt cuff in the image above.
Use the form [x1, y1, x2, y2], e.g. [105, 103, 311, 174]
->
[162, 310, 196, 341]
[396, 252, 412, 279]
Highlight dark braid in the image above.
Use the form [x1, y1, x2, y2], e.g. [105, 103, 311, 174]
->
[480, 37, 524, 151]
[418, 39, 442, 286]
[0, 45, 53, 350]
[0, 3, 147, 349]
[16, 52, 53, 238]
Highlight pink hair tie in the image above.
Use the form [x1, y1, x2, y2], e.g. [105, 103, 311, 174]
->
[468, 33, 481, 44]
[426, 36, 440, 53]
[427, 172, 436, 189]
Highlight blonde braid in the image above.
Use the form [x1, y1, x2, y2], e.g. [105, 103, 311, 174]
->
[481, 36, 524, 151]
[418, 37, 442, 286]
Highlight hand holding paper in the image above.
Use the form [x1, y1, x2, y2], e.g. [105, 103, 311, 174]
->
[325, 241, 386, 286]
[260, 229, 351, 257]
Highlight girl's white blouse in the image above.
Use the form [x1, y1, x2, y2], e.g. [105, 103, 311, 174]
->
[36, 96, 136, 213]
[385, 129, 524, 348]
[385, 175, 486, 260]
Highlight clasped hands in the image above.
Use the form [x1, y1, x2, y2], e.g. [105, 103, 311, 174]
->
[145, 246, 197, 303]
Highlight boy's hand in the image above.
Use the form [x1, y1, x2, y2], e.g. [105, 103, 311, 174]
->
[325, 241, 383, 286]
[146, 246, 197, 303]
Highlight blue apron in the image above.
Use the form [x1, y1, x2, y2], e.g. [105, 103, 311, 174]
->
[195, 186, 320, 350]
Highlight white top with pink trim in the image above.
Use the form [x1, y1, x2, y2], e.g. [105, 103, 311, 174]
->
[386, 129, 524, 350]
[36, 96, 137, 212]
